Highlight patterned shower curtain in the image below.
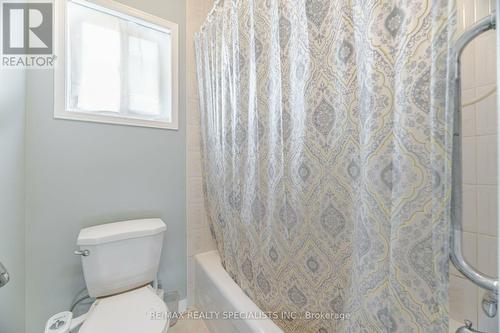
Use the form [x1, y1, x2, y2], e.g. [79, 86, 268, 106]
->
[195, 1, 456, 332]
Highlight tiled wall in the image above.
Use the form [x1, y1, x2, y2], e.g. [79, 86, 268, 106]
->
[450, 0, 498, 331]
[186, 0, 216, 306]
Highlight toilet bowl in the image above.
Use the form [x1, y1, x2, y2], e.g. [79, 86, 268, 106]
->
[80, 285, 169, 333]
[45, 219, 170, 333]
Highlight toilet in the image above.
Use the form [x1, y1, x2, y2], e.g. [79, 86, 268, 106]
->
[45, 218, 170, 333]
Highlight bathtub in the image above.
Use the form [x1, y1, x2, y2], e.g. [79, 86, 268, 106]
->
[194, 250, 463, 333]
[194, 251, 284, 333]
[449, 318, 463, 333]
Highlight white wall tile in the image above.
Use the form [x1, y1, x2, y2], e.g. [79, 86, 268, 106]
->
[463, 231, 478, 267]
[476, 185, 498, 236]
[463, 184, 478, 233]
[188, 70, 200, 100]
[461, 43, 476, 91]
[187, 150, 203, 178]
[187, 202, 209, 230]
[477, 289, 499, 333]
[187, 15, 205, 34]
[187, 176, 203, 205]
[186, 0, 215, 310]
[187, 256, 195, 306]
[187, 0, 209, 27]
[474, 31, 497, 87]
[187, 98, 201, 126]
[475, 0, 492, 21]
[449, 275, 478, 323]
[475, 84, 497, 135]
[457, 0, 465, 33]
[451, 231, 477, 277]
[188, 226, 216, 256]
[187, 50, 196, 73]
[188, 68, 199, 98]
[187, 125, 202, 152]
[477, 234, 498, 277]
[462, 89, 476, 137]
[476, 135, 497, 185]
[462, 0, 477, 29]
[463, 136, 477, 184]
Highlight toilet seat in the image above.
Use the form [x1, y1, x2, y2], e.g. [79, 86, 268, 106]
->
[79, 285, 169, 333]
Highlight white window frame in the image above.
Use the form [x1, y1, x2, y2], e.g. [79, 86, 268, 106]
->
[54, 0, 179, 130]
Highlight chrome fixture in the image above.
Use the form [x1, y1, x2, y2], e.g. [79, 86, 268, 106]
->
[455, 320, 485, 333]
[450, 12, 498, 317]
[74, 250, 90, 257]
[0, 262, 9, 289]
[481, 291, 498, 318]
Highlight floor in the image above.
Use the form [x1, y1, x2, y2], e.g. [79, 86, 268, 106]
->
[169, 308, 210, 333]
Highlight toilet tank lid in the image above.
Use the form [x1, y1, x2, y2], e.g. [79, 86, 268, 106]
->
[77, 218, 166, 246]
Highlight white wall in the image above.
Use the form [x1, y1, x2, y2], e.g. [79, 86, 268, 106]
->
[0, 69, 26, 333]
[450, 0, 498, 332]
[186, 0, 216, 306]
[24, 1, 187, 332]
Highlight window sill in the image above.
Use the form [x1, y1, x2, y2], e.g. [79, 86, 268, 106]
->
[54, 109, 178, 130]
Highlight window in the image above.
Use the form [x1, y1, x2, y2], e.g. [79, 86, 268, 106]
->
[55, 0, 178, 129]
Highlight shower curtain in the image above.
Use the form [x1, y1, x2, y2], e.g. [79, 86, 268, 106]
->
[195, 1, 455, 332]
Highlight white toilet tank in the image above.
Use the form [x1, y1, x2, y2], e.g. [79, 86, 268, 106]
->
[76, 218, 167, 298]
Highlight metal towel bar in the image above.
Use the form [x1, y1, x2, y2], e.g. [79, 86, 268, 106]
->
[450, 13, 498, 294]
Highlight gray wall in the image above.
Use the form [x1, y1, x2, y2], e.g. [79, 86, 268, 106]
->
[25, 1, 187, 332]
[0, 69, 26, 333]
